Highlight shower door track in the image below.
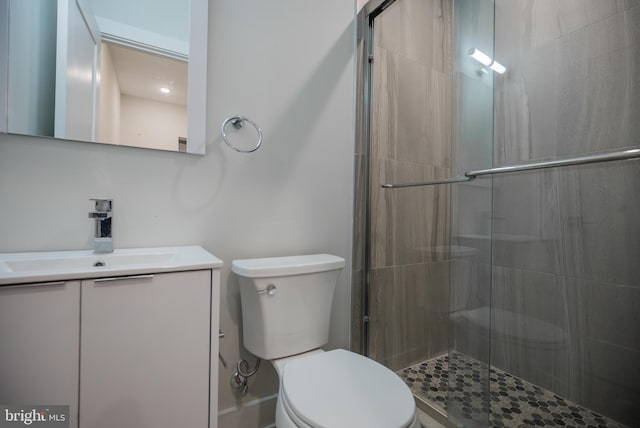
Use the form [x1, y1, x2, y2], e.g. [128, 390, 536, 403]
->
[359, 0, 399, 357]
[381, 147, 640, 188]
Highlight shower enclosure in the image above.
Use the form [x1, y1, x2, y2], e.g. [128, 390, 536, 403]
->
[352, 1, 640, 427]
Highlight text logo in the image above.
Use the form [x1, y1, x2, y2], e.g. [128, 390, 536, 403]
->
[0, 406, 68, 428]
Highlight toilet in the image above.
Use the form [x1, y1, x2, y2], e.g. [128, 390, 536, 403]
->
[232, 254, 420, 428]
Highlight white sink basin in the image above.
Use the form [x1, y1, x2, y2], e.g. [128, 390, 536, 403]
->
[0, 246, 223, 285]
[4, 253, 175, 272]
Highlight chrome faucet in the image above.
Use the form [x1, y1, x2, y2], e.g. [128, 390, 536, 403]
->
[88, 198, 113, 253]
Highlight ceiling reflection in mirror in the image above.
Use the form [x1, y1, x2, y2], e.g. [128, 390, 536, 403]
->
[0, 0, 205, 154]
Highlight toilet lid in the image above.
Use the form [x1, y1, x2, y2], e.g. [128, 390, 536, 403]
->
[281, 349, 415, 428]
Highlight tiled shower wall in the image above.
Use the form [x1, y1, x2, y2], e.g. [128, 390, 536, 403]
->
[486, 2, 640, 426]
[352, 0, 454, 371]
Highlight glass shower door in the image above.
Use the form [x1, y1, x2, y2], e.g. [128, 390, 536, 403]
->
[448, 1, 640, 427]
[447, 0, 495, 426]
[362, 0, 454, 416]
[358, 0, 639, 426]
[359, 0, 496, 424]
[485, 2, 640, 427]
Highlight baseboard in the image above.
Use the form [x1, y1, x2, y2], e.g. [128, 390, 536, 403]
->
[218, 394, 278, 428]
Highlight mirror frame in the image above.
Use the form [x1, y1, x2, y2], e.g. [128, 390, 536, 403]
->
[0, 0, 208, 155]
[185, 0, 207, 155]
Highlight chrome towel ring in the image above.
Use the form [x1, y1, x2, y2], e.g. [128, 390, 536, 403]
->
[221, 115, 263, 153]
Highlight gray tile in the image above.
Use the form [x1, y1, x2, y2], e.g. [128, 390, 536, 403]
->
[529, 0, 563, 46]
[393, 54, 430, 164]
[556, 15, 640, 156]
[558, 162, 640, 285]
[370, 158, 451, 268]
[394, 263, 432, 368]
[625, 5, 640, 45]
[495, 0, 560, 55]
[582, 338, 640, 426]
[422, 262, 450, 356]
[351, 154, 366, 270]
[495, 1, 640, 164]
[488, 267, 569, 391]
[496, 3, 640, 162]
[491, 267, 565, 329]
[450, 259, 491, 312]
[368, 157, 395, 268]
[369, 264, 429, 370]
[371, 50, 452, 169]
[453, 74, 494, 173]
[375, 0, 451, 71]
[491, 170, 563, 275]
[453, 182, 493, 267]
[367, 267, 398, 366]
[493, 74, 535, 164]
[393, 174, 451, 266]
[425, 70, 452, 168]
[375, 0, 433, 67]
[561, 275, 640, 425]
[367, 263, 450, 371]
[618, 0, 638, 13]
[582, 6, 629, 58]
[400, 353, 626, 427]
[430, 0, 453, 74]
[363, 0, 456, 378]
[557, 0, 622, 37]
[561, 275, 592, 402]
[584, 280, 640, 351]
[370, 46, 396, 164]
[494, 24, 559, 162]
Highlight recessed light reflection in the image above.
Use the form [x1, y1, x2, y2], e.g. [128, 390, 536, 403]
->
[489, 61, 506, 74]
[160, 87, 171, 94]
[468, 48, 506, 75]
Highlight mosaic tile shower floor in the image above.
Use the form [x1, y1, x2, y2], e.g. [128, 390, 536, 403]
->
[399, 353, 627, 427]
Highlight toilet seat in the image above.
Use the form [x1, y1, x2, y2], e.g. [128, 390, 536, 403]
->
[280, 349, 416, 428]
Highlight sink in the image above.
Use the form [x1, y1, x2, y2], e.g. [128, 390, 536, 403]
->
[4, 253, 175, 272]
[0, 246, 223, 285]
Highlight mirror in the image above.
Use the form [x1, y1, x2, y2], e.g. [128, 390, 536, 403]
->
[0, 0, 207, 154]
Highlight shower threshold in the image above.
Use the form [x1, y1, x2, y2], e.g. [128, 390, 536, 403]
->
[399, 353, 627, 427]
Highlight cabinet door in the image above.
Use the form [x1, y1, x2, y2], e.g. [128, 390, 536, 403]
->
[80, 271, 211, 428]
[0, 281, 80, 428]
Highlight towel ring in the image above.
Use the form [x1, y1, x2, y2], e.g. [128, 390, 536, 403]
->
[221, 115, 263, 153]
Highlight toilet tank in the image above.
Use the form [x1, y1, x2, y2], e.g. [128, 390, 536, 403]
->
[232, 254, 345, 360]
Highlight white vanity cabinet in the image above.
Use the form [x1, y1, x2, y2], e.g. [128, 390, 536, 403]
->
[80, 270, 212, 428]
[0, 246, 222, 428]
[0, 281, 81, 428]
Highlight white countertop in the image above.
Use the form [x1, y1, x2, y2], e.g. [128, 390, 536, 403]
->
[0, 246, 223, 285]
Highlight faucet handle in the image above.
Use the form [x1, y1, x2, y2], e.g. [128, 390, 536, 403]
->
[88, 212, 111, 219]
[90, 198, 112, 212]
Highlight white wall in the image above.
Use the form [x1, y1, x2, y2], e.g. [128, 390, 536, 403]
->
[90, 0, 189, 57]
[97, 42, 121, 145]
[0, 1, 356, 427]
[119, 94, 187, 151]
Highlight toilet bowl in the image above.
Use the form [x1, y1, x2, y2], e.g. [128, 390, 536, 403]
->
[232, 254, 419, 428]
[273, 349, 420, 428]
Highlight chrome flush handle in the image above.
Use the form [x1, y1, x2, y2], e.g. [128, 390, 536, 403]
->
[256, 284, 277, 296]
